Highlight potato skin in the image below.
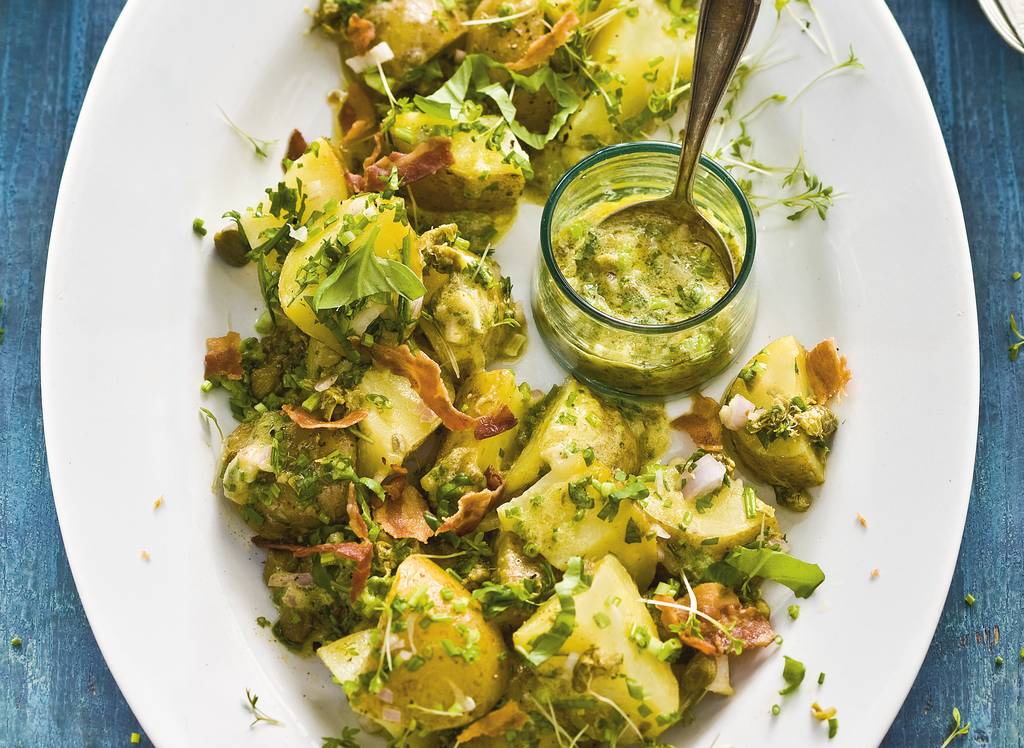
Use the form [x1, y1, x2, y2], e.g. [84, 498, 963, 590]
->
[466, 0, 547, 64]
[392, 112, 527, 212]
[364, 0, 469, 82]
[318, 555, 509, 734]
[220, 411, 356, 540]
[724, 336, 832, 489]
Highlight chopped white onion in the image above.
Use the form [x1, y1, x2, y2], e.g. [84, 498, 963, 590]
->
[314, 374, 338, 392]
[381, 706, 402, 723]
[708, 655, 735, 696]
[378, 688, 394, 704]
[682, 454, 726, 501]
[350, 302, 387, 336]
[345, 42, 395, 74]
[563, 651, 580, 677]
[719, 394, 757, 431]
[288, 225, 308, 243]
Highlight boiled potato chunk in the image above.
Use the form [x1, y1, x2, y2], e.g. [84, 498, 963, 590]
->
[564, 0, 695, 155]
[238, 138, 350, 250]
[277, 195, 417, 350]
[351, 366, 442, 479]
[364, 0, 468, 82]
[392, 112, 527, 211]
[641, 478, 779, 558]
[504, 378, 663, 496]
[513, 555, 679, 741]
[418, 227, 525, 375]
[319, 555, 508, 734]
[500, 457, 657, 588]
[422, 369, 530, 499]
[724, 336, 831, 488]
[220, 411, 356, 539]
[466, 0, 547, 63]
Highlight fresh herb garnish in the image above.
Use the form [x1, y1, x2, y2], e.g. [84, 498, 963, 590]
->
[220, 108, 276, 159]
[244, 688, 281, 727]
[710, 546, 825, 598]
[321, 728, 362, 748]
[520, 556, 588, 666]
[788, 604, 800, 620]
[778, 655, 806, 695]
[192, 217, 207, 237]
[940, 707, 970, 748]
[1010, 313, 1024, 361]
[313, 228, 425, 311]
[199, 407, 224, 440]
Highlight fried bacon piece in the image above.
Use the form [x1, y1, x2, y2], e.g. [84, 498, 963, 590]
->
[286, 129, 308, 162]
[346, 484, 370, 541]
[252, 537, 373, 600]
[670, 393, 723, 451]
[338, 81, 377, 144]
[281, 404, 369, 430]
[474, 405, 518, 441]
[371, 344, 477, 431]
[436, 468, 505, 536]
[204, 331, 243, 380]
[806, 338, 852, 402]
[456, 701, 530, 744]
[346, 13, 376, 54]
[349, 138, 454, 193]
[655, 583, 775, 656]
[375, 474, 434, 544]
[507, 11, 579, 71]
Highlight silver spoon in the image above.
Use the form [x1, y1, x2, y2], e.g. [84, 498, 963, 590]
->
[598, 0, 762, 284]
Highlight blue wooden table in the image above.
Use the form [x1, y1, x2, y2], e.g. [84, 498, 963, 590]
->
[1, 0, 1020, 745]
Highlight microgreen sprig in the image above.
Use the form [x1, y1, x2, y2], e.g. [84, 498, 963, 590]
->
[244, 688, 281, 727]
[939, 707, 970, 748]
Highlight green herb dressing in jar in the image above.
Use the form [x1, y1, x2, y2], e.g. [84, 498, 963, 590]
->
[534, 142, 757, 397]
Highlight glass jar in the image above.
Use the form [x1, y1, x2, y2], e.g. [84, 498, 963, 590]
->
[534, 141, 757, 397]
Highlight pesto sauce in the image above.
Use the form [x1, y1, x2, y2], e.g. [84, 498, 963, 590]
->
[553, 209, 732, 325]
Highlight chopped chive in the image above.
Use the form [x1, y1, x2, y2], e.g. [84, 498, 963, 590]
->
[788, 604, 800, 620]
[130, 733, 142, 745]
[771, 704, 781, 716]
[11, 636, 22, 648]
[995, 655, 1004, 667]
[828, 717, 838, 739]
[1013, 271, 1021, 281]
[192, 217, 207, 237]
[818, 671, 825, 685]
[200, 379, 214, 393]
[964, 593, 975, 606]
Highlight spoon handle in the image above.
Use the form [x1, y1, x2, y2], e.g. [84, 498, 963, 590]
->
[675, 0, 762, 202]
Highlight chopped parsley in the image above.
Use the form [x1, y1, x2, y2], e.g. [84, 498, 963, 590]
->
[192, 217, 207, 237]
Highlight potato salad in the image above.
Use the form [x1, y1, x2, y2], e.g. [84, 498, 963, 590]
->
[200, 0, 853, 744]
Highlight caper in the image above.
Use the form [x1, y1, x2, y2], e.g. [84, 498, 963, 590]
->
[214, 227, 251, 267]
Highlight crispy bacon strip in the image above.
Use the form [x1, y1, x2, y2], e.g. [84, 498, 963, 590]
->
[346, 13, 376, 54]
[806, 338, 852, 402]
[474, 405, 518, 441]
[436, 468, 506, 536]
[671, 393, 723, 451]
[350, 138, 454, 193]
[286, 129, 308, 162]
[252, 537, 372, 601]
[339, 81, 377, 144]
[371, 344, 477, 431]
[456, 701, 530, 744]
[204, 331, 243, 380]
[346, 484, 370, 541]
[281, 404, 369, 430]
[375, 475, 434, 543]
[655, 584, 775, 656]
[507, 11, 579, 71]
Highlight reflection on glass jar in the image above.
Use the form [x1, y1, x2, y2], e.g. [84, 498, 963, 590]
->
[534, 142, 757, 397]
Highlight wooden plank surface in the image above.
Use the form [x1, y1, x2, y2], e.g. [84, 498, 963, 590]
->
[0, 0, 1020, 745]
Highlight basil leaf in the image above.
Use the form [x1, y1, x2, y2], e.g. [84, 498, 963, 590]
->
[314, 227, 425, 311]
[718, 546, 825, 599]
[521, 556, 588, 666]
[779, 655, 806, 695]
